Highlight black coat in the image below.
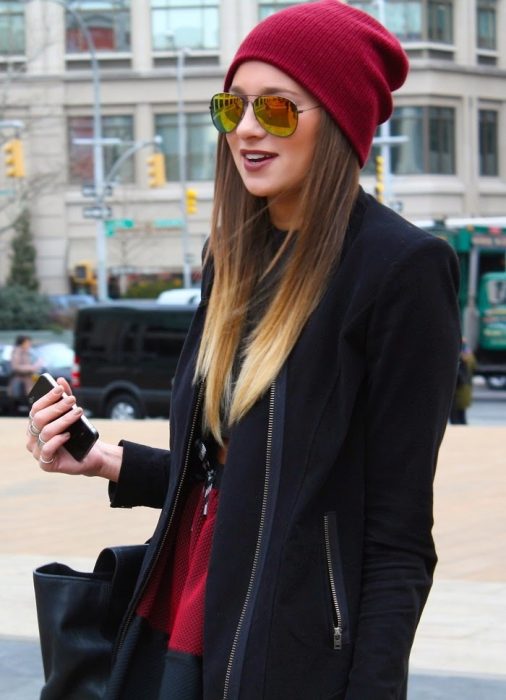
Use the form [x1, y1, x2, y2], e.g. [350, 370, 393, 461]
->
[107, 190, 461, 700]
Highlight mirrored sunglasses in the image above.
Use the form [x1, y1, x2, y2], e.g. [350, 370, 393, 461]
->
[209, 92, 320, 138]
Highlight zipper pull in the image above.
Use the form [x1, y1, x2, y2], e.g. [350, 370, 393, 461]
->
[333, 626, 342, 650]
[202, 467, 215, 516]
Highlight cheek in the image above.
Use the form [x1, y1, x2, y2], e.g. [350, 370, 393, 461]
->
[226, 134, 240, 166]
[291, 134, 318, 176]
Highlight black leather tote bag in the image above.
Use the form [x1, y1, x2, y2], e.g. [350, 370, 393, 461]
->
[33, 544, 148, 700]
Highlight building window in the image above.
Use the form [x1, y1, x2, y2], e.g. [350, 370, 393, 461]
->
[477, 0, 496, 50]
[154, 113, 216, 180]
[479, 110, 498, 176]
[66, 1, 130, 53]
[258, 1, 307, 20]
[349, 0, 453, 44]
[390, 106, 455, 175]
[68, 115, 134, 184]
[151, 1, 219, 51]
[427, 0, 452, 42]
[0, 0, 25, 54]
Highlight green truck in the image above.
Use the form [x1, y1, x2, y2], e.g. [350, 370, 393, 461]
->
[430, 224, 506, 389]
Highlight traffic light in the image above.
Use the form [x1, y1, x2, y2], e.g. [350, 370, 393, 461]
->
[3, 138, 25, 178]
[186, 188, 197, 215]
[147, 152, 166, 188]
[374, 154, 384, 203]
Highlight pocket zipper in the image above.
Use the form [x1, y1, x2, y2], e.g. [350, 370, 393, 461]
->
[323, 514, 343, 650]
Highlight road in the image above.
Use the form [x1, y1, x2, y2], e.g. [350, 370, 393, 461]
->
[468, 382, 506, 426]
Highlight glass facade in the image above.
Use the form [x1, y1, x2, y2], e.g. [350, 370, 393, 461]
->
[258, 0, 308, 20]
[0, 0, 24, 54]
[350, 0, 453, 43]
[390, 106, 455, 175]
[151, 1, 219, 51]
[479, 110, 498, 176]
[68, 115, 134, 184]
[477, 0, 497, 50]
[66, 1, 131, 53]
[154, 113, 217, 181]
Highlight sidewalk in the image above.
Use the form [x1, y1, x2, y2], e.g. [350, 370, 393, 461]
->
[1, 418, 505, 698]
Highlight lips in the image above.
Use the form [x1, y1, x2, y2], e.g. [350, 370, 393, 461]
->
[240, 149, 277, 171]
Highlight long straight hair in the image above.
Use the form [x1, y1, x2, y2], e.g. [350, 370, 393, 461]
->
[195, 111, 360, 442]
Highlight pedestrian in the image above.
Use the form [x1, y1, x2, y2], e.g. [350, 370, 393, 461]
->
[8, 335, 42, 409]
[450, 338, 476, 425]
[26, 1, 461, 698]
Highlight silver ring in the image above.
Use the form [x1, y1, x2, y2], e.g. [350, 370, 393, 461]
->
[28, 420, 41, 437]
[39, 455, 55, 464]
[37, 435, 47, 448]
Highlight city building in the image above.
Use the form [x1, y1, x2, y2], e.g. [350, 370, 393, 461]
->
[0, 0, 505, 294]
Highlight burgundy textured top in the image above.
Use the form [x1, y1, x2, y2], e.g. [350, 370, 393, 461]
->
[137, 479, 219, 656]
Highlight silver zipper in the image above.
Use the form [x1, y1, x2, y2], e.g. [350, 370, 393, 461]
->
[222, 383, 275, 699]
[115, 383, 204, 655]
[323, 514, 343, 650]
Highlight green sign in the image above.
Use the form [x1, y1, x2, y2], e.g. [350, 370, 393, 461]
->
[105, 219, 135, 237]
[154, 218, 183, 228]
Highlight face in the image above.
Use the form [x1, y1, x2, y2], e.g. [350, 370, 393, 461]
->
[225, 61, 321, 229]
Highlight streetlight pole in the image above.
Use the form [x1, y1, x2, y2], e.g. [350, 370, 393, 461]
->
[66, 3, 108, 301]
[376, 0, 393, 206]
[176, 48, 192, 289]
[24, 0, 108, 300]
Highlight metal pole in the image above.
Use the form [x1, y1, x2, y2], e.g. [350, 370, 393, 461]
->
[177, 48, 192, 289]
[376, 0, 393, 208]
[25, 0, 108, 300]
[66, 6, 108, 301]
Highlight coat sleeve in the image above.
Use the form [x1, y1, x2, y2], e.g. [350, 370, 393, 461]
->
[108, 440, 171, 509]
[344, 236, 461, 699]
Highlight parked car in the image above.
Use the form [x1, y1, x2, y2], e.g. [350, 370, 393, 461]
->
[48, 293, 96, 327]
[73, 302, 196, 419]
[0, 341, 74, 415]
[157, 288, 201, 306]
[0, 344, 13, 414]
[33, 342, 74, 384]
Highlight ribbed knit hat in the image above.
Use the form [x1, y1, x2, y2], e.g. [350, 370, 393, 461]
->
[224, 0, 409, 166]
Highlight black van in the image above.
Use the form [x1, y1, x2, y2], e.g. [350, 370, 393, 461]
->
[73, 302, 196, 419]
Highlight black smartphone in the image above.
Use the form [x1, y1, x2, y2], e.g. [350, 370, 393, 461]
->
[27, 372, 99, 462]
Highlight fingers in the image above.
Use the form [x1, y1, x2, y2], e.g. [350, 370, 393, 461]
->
[30, 383, 65, 416]
[56, 376, 73, 396]
[36, 430, 72, 471]
[26, 387, 84, 467]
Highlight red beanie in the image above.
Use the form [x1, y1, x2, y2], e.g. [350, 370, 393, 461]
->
[224, 0, 409, 167]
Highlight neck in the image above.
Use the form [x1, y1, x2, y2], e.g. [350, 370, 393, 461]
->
[268, 194, 299, 231]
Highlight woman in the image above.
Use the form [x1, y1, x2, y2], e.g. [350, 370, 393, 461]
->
[26, 2, 461, 698]
[8, 335, 42, 406]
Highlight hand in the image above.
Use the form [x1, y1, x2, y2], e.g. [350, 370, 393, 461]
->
[26, 377, 122, 481]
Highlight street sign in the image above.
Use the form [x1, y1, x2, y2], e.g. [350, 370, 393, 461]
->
[154, 218, 184, 228]
[81, 184, 114, 198]
[105, 219, 135, 237]
[83, 205, 112, 220]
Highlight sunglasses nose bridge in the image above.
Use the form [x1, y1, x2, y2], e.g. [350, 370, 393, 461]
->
[235, 97, 266, 135]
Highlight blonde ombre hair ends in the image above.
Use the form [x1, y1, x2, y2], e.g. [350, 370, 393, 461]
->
[195, 113, 360, 442]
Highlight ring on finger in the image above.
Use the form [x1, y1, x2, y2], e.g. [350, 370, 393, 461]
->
[39, 454, 55, 465]
[28, 420, 41, 437]
[37, 435, 47, 449]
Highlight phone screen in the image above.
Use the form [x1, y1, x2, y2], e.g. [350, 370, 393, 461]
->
[27, 373, 99, 461]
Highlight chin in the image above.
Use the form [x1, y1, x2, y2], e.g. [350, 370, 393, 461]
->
[242, 179, 279, 199]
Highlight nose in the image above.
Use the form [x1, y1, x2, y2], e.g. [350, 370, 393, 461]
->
[235, 101, 265, 139]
